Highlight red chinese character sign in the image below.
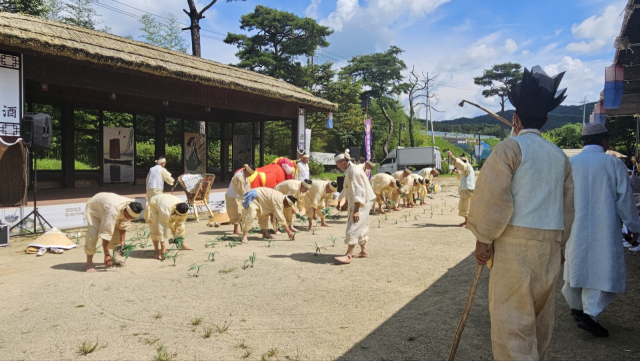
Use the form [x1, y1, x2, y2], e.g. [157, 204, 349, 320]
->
[0, 51, 22, 139]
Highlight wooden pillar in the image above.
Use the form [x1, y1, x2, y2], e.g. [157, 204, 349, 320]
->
[290, 118, 298, 160]
[132, 114, 137, 185]
[98, 111, 104, 187]
[204, 120, 209, 174]
[155, 114, 165, 161]
[260, 121, 265, 167]
[220, 121, 227, 182]
[60, 105, 75, 188]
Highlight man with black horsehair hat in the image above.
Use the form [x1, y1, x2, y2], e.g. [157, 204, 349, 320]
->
[334, 149, 376, 264]
[84, 193, 144, 273]
[562, 122, 640, 338]
[466, 66, 575, 360]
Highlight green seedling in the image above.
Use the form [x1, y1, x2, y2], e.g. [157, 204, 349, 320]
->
[207, 251, 220, 262]
[236, 341, 249, 349]
[441, 209, 444, 215]
[214, 321, 232, 333]
[205, 240, 220, 248]
[169, 236, 184, 250]
[188, 263, 205, 277]
[243, 252, 256, 269]
[248, 227, 262, 234]
[384, 214, 388, 220]
[402, 215, 409, 222]
[203, 327, 213, 339]
[266, 239, 275, 248]
[328, 235, 339, 247]
[216, 235, 239, 242]
[414, 215, 420, 221]
[191, 317, 203, 326]
[155, 344, 177, 361]
[153, 312, 162, 319]
[378, 219, 382, 228]
[314, 242, 327, 256]
[408, 210, 412, 216]
[227, 241, 242, 248]
[77, 340, 100, 355]
[242, 350, 253, 359]
[393, 220, 398, 225]
[423, 208, 427, 214]
[162, 251, 181, 266]
[116, 243, 137, 263]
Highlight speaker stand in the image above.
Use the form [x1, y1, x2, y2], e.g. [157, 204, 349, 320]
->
[11, 149, 53, 235]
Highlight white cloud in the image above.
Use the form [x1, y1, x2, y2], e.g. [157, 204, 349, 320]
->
[305, 0, 322, 19]
[321, 0, 451, 32]
[504, 39, 518, 54]
[555, 29, 563, 36]
[566, 4, 625, 54]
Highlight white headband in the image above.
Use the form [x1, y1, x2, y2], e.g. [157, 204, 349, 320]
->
[334, 154, 346, 162]
[155, 157, 166, 164]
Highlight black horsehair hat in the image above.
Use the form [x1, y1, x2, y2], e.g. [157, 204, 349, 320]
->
[508, 66, 567, 125]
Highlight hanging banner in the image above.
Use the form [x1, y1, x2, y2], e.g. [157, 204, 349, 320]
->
[305, 128, 311, 155]
[364, 118, 372, 161]
[326, 112, 333, 129]
[184, 133, 206, 174]
[0, 51, 22, 139]
[297, 107, 306, 156]
[103, 127, 134, 183]
[604, 65, 624, 109]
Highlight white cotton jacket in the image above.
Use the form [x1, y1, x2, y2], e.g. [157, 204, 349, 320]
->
[146, 165, 174, 190]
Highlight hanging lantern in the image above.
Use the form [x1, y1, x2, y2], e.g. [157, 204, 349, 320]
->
[327, 112, 333, 129]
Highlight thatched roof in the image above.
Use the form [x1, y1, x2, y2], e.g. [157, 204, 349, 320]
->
[0, 13, 337, 111]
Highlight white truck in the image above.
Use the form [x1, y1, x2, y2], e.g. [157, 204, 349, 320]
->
[377, 146, 441, 175]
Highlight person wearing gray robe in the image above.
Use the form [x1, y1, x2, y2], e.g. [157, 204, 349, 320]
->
[563, 122, 640, 337]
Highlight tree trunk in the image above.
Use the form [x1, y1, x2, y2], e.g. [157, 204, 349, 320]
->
[500, 96, 505, 140]
[409, 104, 415, 147]
[189, 13, 201, 57]
[380, 103, 394, 157]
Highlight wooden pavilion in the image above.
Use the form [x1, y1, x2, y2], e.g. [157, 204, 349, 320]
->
[0, 13, 336, 190]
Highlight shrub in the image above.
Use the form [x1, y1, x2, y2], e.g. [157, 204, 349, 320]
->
[136, 141, 155, 169]
[308, 158, 324, 176]
[440, 161, 450, 175]
[264, 154, 279, 165]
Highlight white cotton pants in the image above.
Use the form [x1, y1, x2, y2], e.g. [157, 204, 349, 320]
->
[562, 282, 616, 320]
[344, 200, 374, 246]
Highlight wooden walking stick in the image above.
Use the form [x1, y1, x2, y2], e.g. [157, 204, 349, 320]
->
[447, 261, 486, 361]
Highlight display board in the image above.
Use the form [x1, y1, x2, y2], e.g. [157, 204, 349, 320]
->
[184, 133, 206, 174]
[0, 51, 22, 138]
[103, 127, 134, 183]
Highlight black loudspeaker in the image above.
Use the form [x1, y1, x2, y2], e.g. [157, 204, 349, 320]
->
[22, 113, 52, 150]
[349, 147, 361, 161]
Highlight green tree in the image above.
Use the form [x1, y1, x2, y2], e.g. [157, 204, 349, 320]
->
[224, 5, 333, 86]
[340, 46, 410, 156]
[541, 123, 582, 149]
[61, 0, 110, 32]
[473, 63, 523, 140]
[607, 116, 637, 158]
[139, 13, 188, 53]
[0, 0, 47, 16]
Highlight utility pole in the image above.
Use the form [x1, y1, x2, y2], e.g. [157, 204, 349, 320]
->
[583, 97, 587, 125]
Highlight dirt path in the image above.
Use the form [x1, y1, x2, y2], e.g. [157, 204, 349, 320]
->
[0, 177, 638, 360]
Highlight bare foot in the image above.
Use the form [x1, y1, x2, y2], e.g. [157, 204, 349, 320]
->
[104, 254, 113, 267]
[241, 238, 249, 244]
[86, 263, 96, 273]
[321, 222, 331, 227]
[334, 255, 352, 264]
[262, 234, 274, 240]
[232, 231, 242, 235]
[290, 227, 300, 232]
[181, 245, 195, 251]
[459, 222, 467, 227]
[154, 250, 162, 260]
[309, 226, 316, 232]
[353, 251, 370, 258]
[274, 231, 282, 236]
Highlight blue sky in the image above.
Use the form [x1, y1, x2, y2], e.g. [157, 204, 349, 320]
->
[96, 0, 625, 120]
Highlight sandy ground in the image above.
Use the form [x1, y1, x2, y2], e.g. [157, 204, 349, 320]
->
[1, 177, 640, 361]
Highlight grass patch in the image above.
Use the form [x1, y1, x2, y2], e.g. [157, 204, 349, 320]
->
[318, 172, 339, 181]
[242, 350, 253, 359]
[191, 317, 203, 326]
[203, 328, 213, 339]
[140, 336, 160, 345]
[214, 321, 232, 333]
[37, 158, 97, 170]
[77, 340, 100, 355]
[236, 341, 249, 349]
[219, 267, 237, 274]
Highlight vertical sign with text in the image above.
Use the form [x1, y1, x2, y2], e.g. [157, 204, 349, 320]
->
[297, 107, 306, 156]
[0, 51, 22, 138]
[364, 118, 372, 161]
